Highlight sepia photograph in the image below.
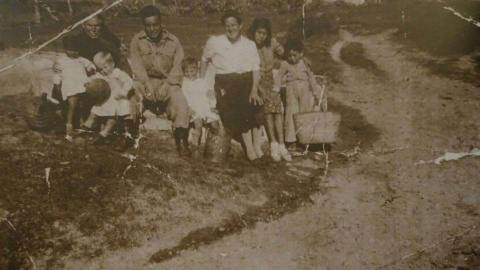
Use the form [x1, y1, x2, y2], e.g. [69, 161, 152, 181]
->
[0, 0, 479, 269]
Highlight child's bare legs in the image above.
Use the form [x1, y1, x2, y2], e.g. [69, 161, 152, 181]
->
[65, 95, 80, 139]
[83, 113, 97, 129]
[83, 114, 115, 144]
[191, 118, 203, 146]
[265, 113, 279, 161]
[242, 129, 258, 161]
[273, 114, 285, 144]
[252, 126, 264, 158]
[285, 84, 298, 144]
[99, 118, 116, 138]
[265, 114, 276, 142]
[275, 114, 291, 161]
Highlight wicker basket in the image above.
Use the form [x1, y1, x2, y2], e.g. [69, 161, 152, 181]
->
[294, 111, 341, 144]
[293, 82, 341, 144]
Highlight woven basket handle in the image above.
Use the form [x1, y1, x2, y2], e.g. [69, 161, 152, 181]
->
[304, 58, 327, 112]
[312, 84, 327, 112]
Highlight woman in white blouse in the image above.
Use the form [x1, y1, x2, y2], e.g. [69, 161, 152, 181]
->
[200, 10, 264, 162]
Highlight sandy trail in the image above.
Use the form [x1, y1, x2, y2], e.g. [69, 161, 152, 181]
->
[144, 30, 480, 270]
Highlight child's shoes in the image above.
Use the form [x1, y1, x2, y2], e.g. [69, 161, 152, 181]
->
[254, 143, 264, 159]
[65, 134, 73, 142]
[65, 124, 73, 142]
[182, 139, 192, 158]
[279, 144, 292, 162]
[270, 142, 281, 162]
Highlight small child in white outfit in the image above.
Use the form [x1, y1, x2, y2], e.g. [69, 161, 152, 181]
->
[181, 57, 219, 146]
[52, 36, 95, 140]
[83, 51, 134, 146]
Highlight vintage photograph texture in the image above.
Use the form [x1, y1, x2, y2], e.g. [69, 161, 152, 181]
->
[1, 0, 480, 269]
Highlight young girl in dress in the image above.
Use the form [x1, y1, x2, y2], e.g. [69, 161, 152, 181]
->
[273, 39, 321, 152]
[247, 18, 291, 161]
[52, 36, 95, 141]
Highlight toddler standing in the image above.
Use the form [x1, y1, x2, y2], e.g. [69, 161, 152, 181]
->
[181, 57, 219, 148]
[273, 39, 321, 151]
[52, 36, 95, 141]
[83, 51, 135, 149]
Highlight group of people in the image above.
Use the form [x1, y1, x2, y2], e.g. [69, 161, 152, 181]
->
[52, 5, 322, 163]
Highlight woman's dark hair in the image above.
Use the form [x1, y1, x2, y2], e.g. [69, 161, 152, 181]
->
[247, 17, 272, 47]
[140, 5, 162, 23]
[221, 10, 242, 26]
[284, 38, 304, 53]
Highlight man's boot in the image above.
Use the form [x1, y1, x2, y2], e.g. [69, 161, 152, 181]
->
[173, 128, 183, 155]
[116, 119, 137, 152]
[180, 127, 192, 157]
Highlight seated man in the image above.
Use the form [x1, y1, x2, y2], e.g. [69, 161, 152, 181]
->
[130, 5, 191, 156]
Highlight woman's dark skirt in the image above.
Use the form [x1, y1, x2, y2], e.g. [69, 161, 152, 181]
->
[214, 72, 261, 136]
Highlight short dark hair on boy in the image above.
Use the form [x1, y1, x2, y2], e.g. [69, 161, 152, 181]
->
[221, 10, 242, 26]
[63, 35, 75, 51]
[182, 56, 198, 71]
[284, 39, 304, 53]
[140, 5, 161, 22]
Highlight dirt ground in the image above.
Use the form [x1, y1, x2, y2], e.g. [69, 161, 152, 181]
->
[1, 1, 480, 270]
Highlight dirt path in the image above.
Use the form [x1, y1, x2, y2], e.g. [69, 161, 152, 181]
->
[2, 27, 479, 270]
[143, 30, 480, 270]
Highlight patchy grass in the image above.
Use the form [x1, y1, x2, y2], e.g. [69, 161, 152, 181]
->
[0, 83, 379, 268]
[340, 42, 387, 79]
[408, 55, 480, 87]
[329, 0, 480, 57]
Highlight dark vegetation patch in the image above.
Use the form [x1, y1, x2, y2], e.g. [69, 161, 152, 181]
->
[150, 95, 381, 263]
[340, 42, 387, 79]
[443, 0, 480, 21]
[2, 0, 480, 57]
[287, 11, 342, 83]
[399, 1, 480, 56]
[0, 93, 143, 269]
[326, 0, 403, 36]
[409, 56, 480, 87]
[320, 0, 480, 83]
[329, 98, 380, 151]
[329, 0, 480, 57]
[404, 230, 480, 270]
[14, 0, 477, 87]
[0, 87, 379, 268]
